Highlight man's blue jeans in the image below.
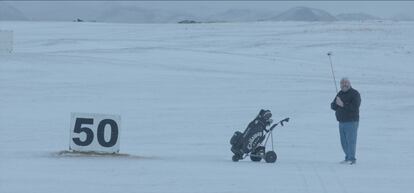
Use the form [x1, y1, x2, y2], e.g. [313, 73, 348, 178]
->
[339, 121, 359, 161]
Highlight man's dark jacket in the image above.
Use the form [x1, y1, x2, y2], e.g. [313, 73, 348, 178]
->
[331, 87, 361, 122]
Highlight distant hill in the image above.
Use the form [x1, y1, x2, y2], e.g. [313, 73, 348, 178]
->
[206, 9, 273, 22]
[0, 2, 28, 21]
[2, 3, 410, 23]
[97, 5, 195, 23]
[269, 6, 337, 22]
[390, 13, 414, 21]
[336, 13, 381, 21]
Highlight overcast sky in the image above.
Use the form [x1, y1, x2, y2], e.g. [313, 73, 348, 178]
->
[6, 1, 414, 20]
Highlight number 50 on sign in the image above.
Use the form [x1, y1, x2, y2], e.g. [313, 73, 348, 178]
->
[70, 113, 121, 153]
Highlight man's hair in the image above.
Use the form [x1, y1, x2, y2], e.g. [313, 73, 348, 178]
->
[341, 77, 350, 83]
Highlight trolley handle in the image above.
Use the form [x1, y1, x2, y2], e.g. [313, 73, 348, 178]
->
[268, 117, 290, 131]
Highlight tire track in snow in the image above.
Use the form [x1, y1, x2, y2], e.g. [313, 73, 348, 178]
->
[295, 163, 311, 193]
[295, 162, 349, 193]
[311, 163, 329, 193]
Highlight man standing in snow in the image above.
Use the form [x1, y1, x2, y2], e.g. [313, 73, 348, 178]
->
[331, 77, 361, 165]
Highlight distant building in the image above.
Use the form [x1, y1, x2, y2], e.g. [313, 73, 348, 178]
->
[178, 20, 199, 24]
[73, 18, 84, 22]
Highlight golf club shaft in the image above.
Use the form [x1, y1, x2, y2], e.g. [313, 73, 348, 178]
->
[328, 54, 338, 93]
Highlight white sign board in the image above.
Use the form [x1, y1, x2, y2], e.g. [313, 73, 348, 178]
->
[70, 113, 121, 153]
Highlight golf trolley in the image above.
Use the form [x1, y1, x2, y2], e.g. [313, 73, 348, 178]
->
[230, 109, 289, 163]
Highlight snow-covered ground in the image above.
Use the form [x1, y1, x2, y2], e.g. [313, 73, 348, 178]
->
[1, 21, 413, 193]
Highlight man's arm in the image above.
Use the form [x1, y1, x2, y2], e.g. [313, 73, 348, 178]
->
[331, 96, 339, 110]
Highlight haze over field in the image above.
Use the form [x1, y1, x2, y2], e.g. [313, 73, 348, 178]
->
[1, 1, 414, 193]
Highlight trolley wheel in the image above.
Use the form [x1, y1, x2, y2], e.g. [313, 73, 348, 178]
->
[265, 151, 277, 163]
[250, 146, 265, 162]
